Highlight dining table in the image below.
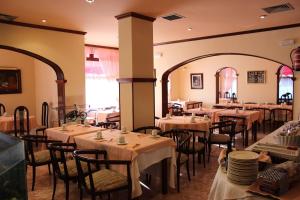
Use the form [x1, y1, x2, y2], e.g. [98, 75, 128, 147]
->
[214, 109, 262, 146]
[0, 115, 37, 133]
[185, 107, 225, 123]
[74, 129, 176, 198]
[157, 116, 211, 133]
[46, 124, 104, 143]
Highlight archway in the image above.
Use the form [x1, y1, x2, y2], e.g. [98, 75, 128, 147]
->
[276, 65, 295, 104]
[216, 67, 238, 104]
[161, 53, 291, 116]
[0, 45, 66, 120]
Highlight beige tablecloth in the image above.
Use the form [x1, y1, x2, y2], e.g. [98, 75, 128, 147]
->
[0, 115, 37, 132]
[185, 108, 225, 123]
[215, 110, 262, 130]
[46, 124, 103, 143]
[74, 130, 176, 198]
[157, 116, 211, 132]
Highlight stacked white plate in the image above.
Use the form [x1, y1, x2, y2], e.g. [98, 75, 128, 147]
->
[227, 151, 259, 185]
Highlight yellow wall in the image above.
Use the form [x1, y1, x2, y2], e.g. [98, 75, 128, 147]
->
[170, 55, 279, 106]
[34, 60, 57, 126]
[154, 27, 300, 118]
[0, 49, 36, 115]
[0, 23, 86, 108]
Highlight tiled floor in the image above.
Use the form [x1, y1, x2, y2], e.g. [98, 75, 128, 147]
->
[27, 132, 267, 200]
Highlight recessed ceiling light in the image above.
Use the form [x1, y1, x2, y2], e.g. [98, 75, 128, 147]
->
[260, 15, 267, 19]
[41, 19, 47, 23]
[187, 27, 192, 31]
[86, 0, 95, 3]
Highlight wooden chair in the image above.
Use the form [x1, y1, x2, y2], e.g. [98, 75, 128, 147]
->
[73, 149, 132, 200]
[14, 106, 30, 137]
[231, 93, 237, 102]
[133, 126, 161, 134]
[21, 135, 61, 191]
[48, 142, 97, 200]
[161, 129, 191, 192]
[31, 102, 49, 137]
[169, 106, 184, 116]
[224, 92, 230, 99]
[207, 120, 236, 162]
[183, 129, 206, 176]
[219, 116, 247, 147]
[0, 103, 5, 115]
[271, 108, 293, 129]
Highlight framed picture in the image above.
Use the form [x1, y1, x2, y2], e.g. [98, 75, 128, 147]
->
[247, 71, 266, 83]
[0, 69, 22, 94]
[190, 73, 203, 89]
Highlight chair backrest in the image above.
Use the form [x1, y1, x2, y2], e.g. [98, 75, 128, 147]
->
[0, 103, 5, 115]
[14, 106, 30, 137]
[161, 129, 191, 153]
[271, 108, 293, 122]
[48, 142, 77, 178]
[231, 93, 237, 102]
[106, 112, 120, 123]
[73, 149, 131, 194]
[209, 120, 236, 138]
[21, 135, 61, 165]
[41, 102, 49, 127]
[133, 126, 161, 134]
[169, 106, 184, 116]
[219, 115, 246, 131]
[224, 92, 230, 99]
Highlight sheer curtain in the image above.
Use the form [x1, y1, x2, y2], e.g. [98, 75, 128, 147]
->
[85, 46, 119, 109]
[219, 67, 237, 96]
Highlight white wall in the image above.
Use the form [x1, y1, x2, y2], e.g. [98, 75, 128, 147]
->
[170, 55, 280, 106]
[154, 27, 300, 118]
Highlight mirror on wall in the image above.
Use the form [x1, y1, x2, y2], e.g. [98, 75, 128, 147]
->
[217, 67, 238, 103]
[277, 65, 294, 105]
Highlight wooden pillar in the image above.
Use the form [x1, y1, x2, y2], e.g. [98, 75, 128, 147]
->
[115, 12, 156, 131]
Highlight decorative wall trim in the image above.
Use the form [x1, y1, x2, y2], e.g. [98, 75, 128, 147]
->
[117, 78, 156, 83]
[154, 23, 300, 46]
[0, 19, 86, 35]
[85, 44, 119, 50]
[115, 12, 156, 22]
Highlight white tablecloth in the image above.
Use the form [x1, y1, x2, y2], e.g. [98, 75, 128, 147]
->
[74, 130, 176, 198]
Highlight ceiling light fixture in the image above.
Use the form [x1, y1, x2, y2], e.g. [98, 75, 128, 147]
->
[41, 19, 47, 23]
[86, 0, 95, 4]
[260, 15, 267, 19]
[187, 27, 192, 31]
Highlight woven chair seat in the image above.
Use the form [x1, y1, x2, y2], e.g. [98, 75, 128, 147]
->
[210, 134, 230, 143]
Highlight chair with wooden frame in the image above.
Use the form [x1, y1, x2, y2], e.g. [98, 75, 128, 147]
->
[271, 108, 293, 129]
[0, 103, 5, 115]
[73, 149, 132, 200]
[14, 106, 30, 137]
[133, 126, 162, 134]
[161, 129, 191, 192]
[21, 135, 61, 191]
[207, 120, 236, 162]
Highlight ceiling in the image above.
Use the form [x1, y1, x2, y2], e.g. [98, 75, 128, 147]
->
[0, 0, 300, 47]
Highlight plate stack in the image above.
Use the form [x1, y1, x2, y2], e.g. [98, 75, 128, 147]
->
[227, 151, 259, 185]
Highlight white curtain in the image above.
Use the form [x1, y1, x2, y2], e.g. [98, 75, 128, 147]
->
[85, 47, 119, 109]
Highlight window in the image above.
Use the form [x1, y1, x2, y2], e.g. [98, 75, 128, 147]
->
[85, 47, 119, 109]
[277, 65, 293, 104]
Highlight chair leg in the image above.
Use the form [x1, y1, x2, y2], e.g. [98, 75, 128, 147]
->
[52, 174, 57, 200]
[208, 143, 211, 163]
[177, 163, 180, 193]
[48, 163, 51, 175]
[192, 153, 195, 176]
[203, 151, 206, 168]
[65, 180, 69, 200]
[186, 161, 191, 182]
[32, 166, 36, 191]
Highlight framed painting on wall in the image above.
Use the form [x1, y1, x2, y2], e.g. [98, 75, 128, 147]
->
[247, 71, 266, 83]
[0, 69, 22, 94]
[190, 73, 203, 89]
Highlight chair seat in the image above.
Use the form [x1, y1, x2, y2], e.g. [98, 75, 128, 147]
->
[59, 160, 94, 177]
[210, 134, 230, 143]
[30, 150, 51, 164]
[85, 169, 128, 192]
[177, 153, 189, 164]
[184, 142, 205, 153]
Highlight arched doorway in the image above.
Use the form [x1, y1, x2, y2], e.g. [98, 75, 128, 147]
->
[216, 67, 238, 104]
[161, 53, 291, 116]
[0, 45, 66, 120]
[276, 65, 295, 104]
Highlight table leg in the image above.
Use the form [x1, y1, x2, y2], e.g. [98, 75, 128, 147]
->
[252, 121, 258, 142]
[245, 130, 248, 147]
[161, 158, 168, 194]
